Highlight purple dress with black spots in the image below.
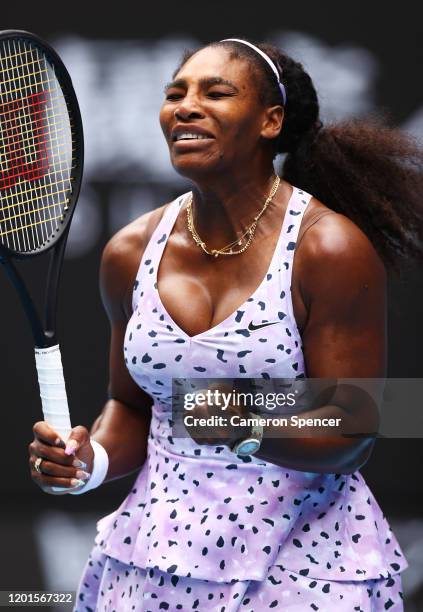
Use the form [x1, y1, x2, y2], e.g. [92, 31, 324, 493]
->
[75, 187, 407, 611]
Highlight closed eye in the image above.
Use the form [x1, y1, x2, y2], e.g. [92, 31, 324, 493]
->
[208, 91, 234, 98]
[165, 91, 233, 101]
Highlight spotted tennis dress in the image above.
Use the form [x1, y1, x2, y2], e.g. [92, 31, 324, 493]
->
[75, 186, 407, 611]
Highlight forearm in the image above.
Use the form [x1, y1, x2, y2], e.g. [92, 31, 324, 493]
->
[189, 383, 377, 474]
[89, 398, 151, 482]
[253, 402, 376, 474]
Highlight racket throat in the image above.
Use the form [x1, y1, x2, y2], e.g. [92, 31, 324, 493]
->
[1, 257, 48, 347]
[44, 234, 68, 345]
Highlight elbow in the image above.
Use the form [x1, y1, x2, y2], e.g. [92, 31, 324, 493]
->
[332, 437, 376, 474]
[263, 437, 376, 474]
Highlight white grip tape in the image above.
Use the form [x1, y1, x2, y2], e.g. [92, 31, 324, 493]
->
[34, 344, 72, 442]
[35, 345, 72, 493]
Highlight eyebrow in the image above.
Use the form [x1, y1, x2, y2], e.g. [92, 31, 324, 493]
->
[164, 76, 240, 93]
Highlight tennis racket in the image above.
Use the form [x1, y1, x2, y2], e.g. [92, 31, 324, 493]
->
[0, 31, 83, 457]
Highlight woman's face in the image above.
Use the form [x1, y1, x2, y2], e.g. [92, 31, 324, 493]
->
[159, 46, 275, 179]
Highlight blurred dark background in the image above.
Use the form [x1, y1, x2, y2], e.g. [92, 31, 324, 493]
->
[0, 1, 422, 609]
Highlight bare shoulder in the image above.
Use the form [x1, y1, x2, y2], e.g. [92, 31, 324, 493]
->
[100, 203, 169, 321]
[300, 198, 382, 263]
[297, 197, 387, 305]
[300, 195, 334, 224]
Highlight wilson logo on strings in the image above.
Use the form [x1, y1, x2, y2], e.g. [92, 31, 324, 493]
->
[0, 91, 50, 191]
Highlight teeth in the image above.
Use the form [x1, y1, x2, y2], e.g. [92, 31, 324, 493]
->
[176, 133, 209, 141]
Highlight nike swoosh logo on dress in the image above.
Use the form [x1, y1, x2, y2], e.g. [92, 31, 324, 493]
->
[247, 320, 282, 331]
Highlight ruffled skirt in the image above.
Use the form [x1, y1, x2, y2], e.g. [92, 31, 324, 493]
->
[74, 543, 404, 611]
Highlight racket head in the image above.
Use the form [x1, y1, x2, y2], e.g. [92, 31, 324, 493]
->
[0, 30, 83, 259]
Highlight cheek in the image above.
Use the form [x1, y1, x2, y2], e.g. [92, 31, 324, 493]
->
[219, 119, 258, 156]
[220, 106, 260, 139]
[159, 105, 172, 136]
[236, 114, 261, 139]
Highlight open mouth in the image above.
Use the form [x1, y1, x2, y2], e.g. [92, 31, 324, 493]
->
[172, 132, 214, 142]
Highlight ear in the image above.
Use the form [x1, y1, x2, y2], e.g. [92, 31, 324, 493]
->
[260, 105, 284, 140]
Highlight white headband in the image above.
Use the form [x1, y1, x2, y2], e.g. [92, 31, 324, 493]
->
[220, 38, 287, 106]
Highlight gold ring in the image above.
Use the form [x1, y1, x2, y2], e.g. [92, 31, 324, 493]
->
[34, 457, 43, 474]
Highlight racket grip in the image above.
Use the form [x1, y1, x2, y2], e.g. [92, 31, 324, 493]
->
[34, 344, 72, 442]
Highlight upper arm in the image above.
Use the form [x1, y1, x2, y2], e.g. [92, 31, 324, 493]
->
[300, 213, 387, 378]
[99, 209, 167, 413]
[299, 213, 387, 431]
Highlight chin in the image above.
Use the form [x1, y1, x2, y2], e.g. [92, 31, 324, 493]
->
[171, 154, 224, 180]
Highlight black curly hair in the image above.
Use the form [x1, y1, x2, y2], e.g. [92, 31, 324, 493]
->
[173, 40, 423, 273]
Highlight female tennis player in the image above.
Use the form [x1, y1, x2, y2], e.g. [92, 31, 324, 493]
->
[29, 39, 423, 610]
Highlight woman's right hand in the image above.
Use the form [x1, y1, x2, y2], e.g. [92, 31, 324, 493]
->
[29, 422, 94, 495]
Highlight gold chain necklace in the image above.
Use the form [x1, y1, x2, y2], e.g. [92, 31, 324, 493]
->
[186, 175, 280, 257]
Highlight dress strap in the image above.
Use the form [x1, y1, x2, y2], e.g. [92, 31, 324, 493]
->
[280, 187, 313, 265]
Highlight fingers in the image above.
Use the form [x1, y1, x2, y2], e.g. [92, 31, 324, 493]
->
[29, 423, 92, 495]
[31, 455, 88, 480]
[29, 422, 94, 495]
[29, 455, 90, 492]
[30, 423, 90, 465]
[32, 421, 65, 448]
[35, 472, 86, 491]
[63, 425, 90, 456]
[29, 440, 76, 467]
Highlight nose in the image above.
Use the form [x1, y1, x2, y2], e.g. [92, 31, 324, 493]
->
[174, 92, 205, 121]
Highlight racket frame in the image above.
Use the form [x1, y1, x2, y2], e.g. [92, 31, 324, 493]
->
[0, 30, 84, 348]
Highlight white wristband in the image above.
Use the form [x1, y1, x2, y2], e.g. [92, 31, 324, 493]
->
[69, 439, 109, 495]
